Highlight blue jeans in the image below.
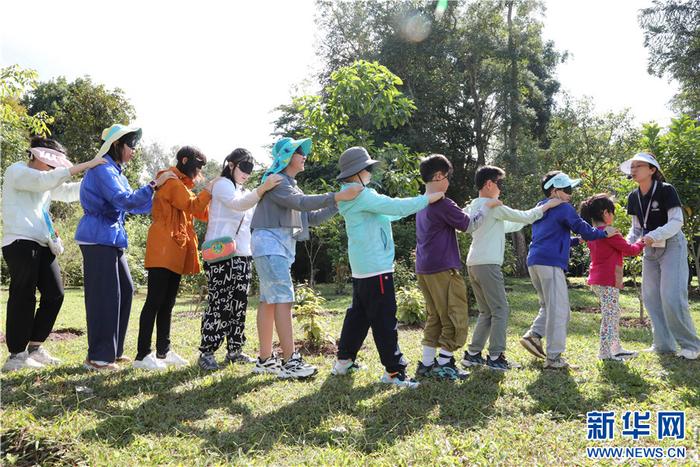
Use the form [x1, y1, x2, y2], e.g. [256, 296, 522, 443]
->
[642, 232, 700, 353]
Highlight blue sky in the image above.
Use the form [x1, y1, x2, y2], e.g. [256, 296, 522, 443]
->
[1, 0, 676, 165]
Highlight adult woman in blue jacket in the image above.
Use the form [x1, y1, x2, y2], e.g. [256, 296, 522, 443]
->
[75, 124, 175, 371]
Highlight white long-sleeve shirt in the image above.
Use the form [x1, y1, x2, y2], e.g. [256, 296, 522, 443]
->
[204, 178, 260, 256]
[2, 162, 81, 247]
[465, 197, 545, 266]
[626, 206, 684, 243]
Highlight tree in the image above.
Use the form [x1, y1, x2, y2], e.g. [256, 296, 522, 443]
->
[314, 0, 563, 205]
[639, 0, 700, 114]
[275, 59, 421, 285]
[22, 76, 142, 185]
[1, 65, 54, 174]
[139, 142, 176, 184]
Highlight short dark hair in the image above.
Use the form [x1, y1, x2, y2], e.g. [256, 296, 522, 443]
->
[475, 165, 505, 190]
[419, 154, 452, 182]
[222, 148, 254, 184]
[176, 146, 207, 178]
[541, 170, 562, 197]
[29, 136, 66, 154]
[641, 151, 666, 182]
[579, 193, 615, 224]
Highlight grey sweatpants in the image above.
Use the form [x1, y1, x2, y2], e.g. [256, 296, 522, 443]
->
[467, 264, 510, 356]
[527, 265, 570, 359]
[642, 232, 700, 353]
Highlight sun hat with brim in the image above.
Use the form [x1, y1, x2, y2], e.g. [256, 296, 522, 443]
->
[337, 146, 380, 180]
[29, 147, 73, 169]
[543, 172, 581, 190]
[619, 152, 660, 175]
[261, 137, 312, 181]
[96, 124, 142, 158]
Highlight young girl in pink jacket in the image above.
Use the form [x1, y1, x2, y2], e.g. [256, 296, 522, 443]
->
[580, 194, 645, 361]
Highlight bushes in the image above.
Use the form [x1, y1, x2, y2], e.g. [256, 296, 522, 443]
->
[396, 286, 426, 325]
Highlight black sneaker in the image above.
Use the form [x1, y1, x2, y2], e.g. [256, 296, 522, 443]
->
[198, 352, 219, 371]
[461, 351, 486, 368]
[278, 352, 317, 379]
[415, 360, 435, 379]
[432, 357, 469, 380]
[486, 353, 520, 371]
[224, 351, 256, 365]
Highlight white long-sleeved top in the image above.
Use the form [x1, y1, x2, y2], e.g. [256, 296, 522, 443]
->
[626, 206, 684, 243]
[2, 162, 81, 247]
[465, 197, 545, 266]
[204, 178, 260, 256]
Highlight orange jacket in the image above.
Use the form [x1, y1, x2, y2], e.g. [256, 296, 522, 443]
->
[144, 167, 212, 275]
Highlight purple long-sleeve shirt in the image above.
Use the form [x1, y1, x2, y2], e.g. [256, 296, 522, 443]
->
[415, 197, 471, 275]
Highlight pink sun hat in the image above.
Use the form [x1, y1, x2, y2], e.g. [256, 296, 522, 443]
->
[29, 147, 73, 169]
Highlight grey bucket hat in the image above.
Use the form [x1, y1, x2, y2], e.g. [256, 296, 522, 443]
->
[336, 146, 380, 180]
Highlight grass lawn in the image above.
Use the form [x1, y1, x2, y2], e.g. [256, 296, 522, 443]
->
[1, 277, 699, 465]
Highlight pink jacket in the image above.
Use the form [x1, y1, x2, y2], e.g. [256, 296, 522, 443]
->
[586, 226, 645, 289]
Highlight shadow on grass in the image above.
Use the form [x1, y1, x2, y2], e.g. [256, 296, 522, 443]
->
[658, 356, 700, 407]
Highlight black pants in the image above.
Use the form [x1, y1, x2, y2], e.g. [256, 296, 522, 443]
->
[337, 273, 406, 372]
[136, 267, 182, 360]
[199, 256, 252, 354]
[2, 240, 64, 354]
[80, 245, 133, 362]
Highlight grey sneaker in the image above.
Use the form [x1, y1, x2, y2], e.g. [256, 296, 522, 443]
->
[520, 332, 546, 359]
[380, 370, 420, 389]
[28, 346, 61, 366]
[461, 351, 487, 368]
[544, 356, 576, 370]
[198, 352, 219, 371]
[224, 351, 256, 365]
[2, 351, 44, 372]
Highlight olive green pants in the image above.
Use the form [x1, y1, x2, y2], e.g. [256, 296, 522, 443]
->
[417, 269, 469, 352]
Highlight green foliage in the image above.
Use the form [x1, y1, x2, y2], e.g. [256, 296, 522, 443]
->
[639, 0, 700, 114]
[396, 286, 426, 324]
[294, 282, 328, 347]
[1, 65, 54, 173]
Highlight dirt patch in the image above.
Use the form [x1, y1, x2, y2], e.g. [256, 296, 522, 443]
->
[0, 327, 83, 343]
[398, 322, 425, 330]
[620, 317, 651, 328]
[47, 327, 84, 341]
[273, 339, 340, 357]
[572, 306, 599, 314]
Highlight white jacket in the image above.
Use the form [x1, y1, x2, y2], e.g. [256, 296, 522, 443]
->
[204, 178, 260, 256]
[2, 162, 81, 247]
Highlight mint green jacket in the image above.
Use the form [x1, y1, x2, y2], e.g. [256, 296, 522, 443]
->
[338, 184, 428, 278]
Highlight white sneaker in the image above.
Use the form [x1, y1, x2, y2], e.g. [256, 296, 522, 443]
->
[676, 348, 699, 360]
[252, 355, 281, 375]
[278, 352, 317, 379]
[159, 350, 188, 367]
[379, 370, 419, 389]
[2, 351, 44, 372]
[28, 346, 61, 365]
[331, 359, 362, 376]
[133, 353, 167, 371]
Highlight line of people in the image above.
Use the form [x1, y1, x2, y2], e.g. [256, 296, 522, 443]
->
[3, 126, 699, 386]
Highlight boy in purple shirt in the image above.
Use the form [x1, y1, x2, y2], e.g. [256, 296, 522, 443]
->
[414, 155, 499, 380]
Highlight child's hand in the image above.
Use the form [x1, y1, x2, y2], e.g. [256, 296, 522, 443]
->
[335, 184, 364, 202]
[604, 226, 619, 237]
[485, 199, 503, 208]
[428, 192, 445, 204]
[641, 235, 655, 247]
[542, 198, 564, 211]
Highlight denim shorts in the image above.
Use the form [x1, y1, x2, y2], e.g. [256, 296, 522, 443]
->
[253, 254, 295, 304]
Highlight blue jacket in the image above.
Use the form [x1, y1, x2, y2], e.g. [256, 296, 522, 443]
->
[338, 184, 428, 277]
[527, 199, 606, 271]
[75, 156, 153, 248]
